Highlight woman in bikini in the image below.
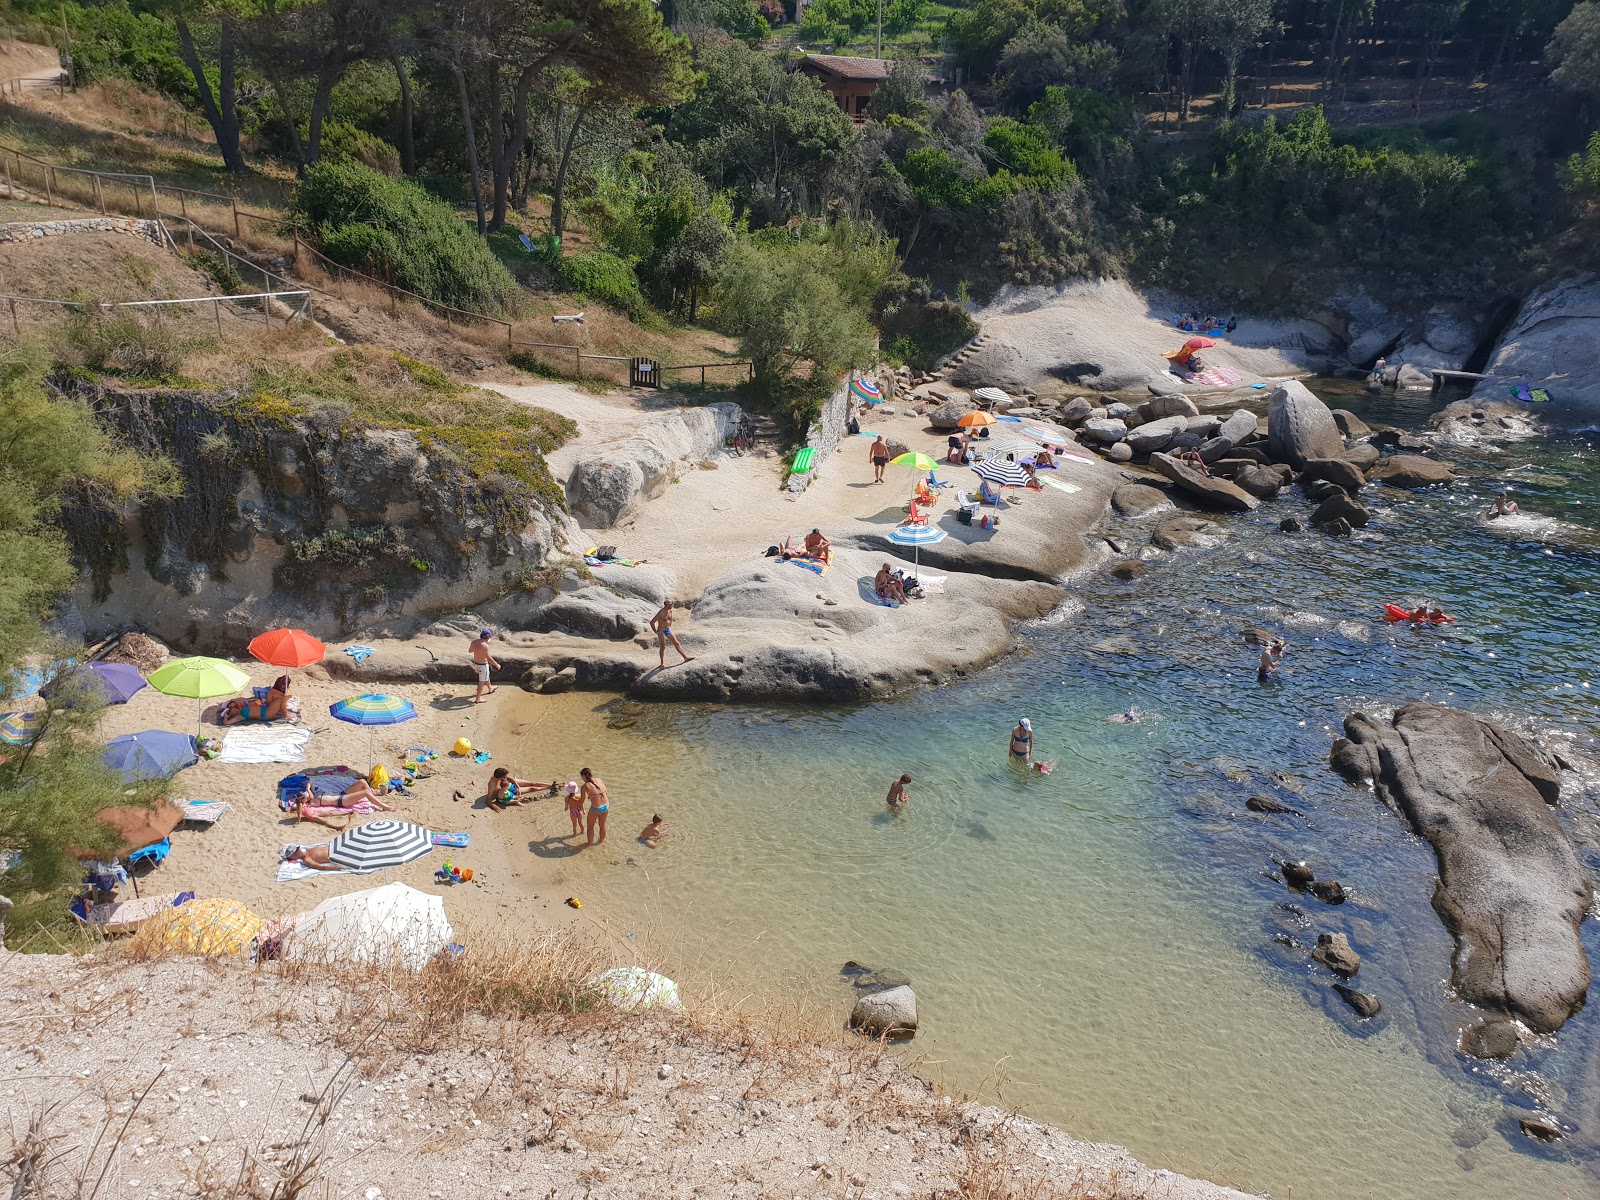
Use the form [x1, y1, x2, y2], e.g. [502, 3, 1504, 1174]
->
[223, 675, 291, 725]
[1009, 718, 1033, 763]
[292, 778, 395, 827]
[580, 767, 609, 846]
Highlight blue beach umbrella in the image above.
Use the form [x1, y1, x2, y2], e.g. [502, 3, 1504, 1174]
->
[887, 522, 948, 573]
[102, 730, 198, 782]
[330, 694, 418, 773]
[44, 662, 147, 707]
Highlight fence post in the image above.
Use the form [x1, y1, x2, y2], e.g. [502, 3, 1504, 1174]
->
[575, 348, 583, 378]
[2, 156, 11, 201]
[8, 298, 16, 334]
[43, 166, 51, 207]
[214, 298, 222, 336]
[179, 191, 187, 222]
[701, 366, 707, 386]
[150, 179, 159, 215]
[231, 195, 241, 238]
[389, 287, 398, 316]
[291, 229, 299, 271]
[505, 322, 512, 347]
[93, 174, 104, 214]
[132, 183, 141, 218]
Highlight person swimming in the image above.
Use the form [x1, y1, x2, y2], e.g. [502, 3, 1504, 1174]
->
[1009, 718, 1032, 761]
[1258, 640, 1284, 682]
[886, 774, 911, 809]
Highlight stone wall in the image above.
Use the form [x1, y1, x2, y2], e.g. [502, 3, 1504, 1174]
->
[785, 374, 854, 493]
[0, 217, 166, 246]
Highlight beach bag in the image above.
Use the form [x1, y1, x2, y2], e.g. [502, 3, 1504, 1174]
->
[596, 545, 618, 560]
[369, 763, 389, 788]
[765, 545, 781, 557]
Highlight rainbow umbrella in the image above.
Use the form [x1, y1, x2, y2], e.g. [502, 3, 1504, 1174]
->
[849, 377, 883, 406]
[329, 694, 418, 773]
[0, 710, 43, 745]
[248, 628, 327, 669]
[148, 656, 251, 736]
[887, 522, 947, 573]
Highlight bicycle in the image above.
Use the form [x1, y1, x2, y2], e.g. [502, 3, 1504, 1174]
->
[726, 416, 757, 455]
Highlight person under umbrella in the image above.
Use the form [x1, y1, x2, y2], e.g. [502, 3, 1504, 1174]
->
[147, 657, 251, 737]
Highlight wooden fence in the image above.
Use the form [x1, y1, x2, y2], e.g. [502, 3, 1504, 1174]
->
[2, 288, 311, 334]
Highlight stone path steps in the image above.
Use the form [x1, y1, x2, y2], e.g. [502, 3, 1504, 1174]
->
[927, 331, 990, 381]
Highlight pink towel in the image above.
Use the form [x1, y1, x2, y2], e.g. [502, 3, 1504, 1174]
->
[300, 800, 378, 817]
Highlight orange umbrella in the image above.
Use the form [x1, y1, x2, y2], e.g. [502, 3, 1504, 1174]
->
[956, 410, 997, 429]
[1183, 336, 1216, 352]
[248, 628, 326, 668]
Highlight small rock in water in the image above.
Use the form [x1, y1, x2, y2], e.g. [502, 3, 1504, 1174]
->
[1313, 932, 1361, 977]
[1280, 860, 1316, 888]
[1518, 1115, 1563, 1142]
[1109, 560, 1146, 582]
[1279, 516, 1303, 533]
[1460, 1018, 1520, 1060]
[1248, 795, 1302, 816]
[849, 985, 918, 1039]
[1308, 879, 1347, 905]
[1332, 983, 1381, 1018]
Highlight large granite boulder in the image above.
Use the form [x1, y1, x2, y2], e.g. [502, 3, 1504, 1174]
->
[1330, 702, 1591, 1033]
[1342, 442, 1381, 470]
[1149, 453, 1259, 512]
[1300, 458, 1366, 496]
[1082, 417, 1128, 444]
[1111, 483, 1172, 517]
[1218, 409, 1259, 445]
[1125, 414, 1188, 455]
[1138, 394, 1199, 422]
[849, 984, 919, 1038]
[1367, 455, 1455, 488]
[929, 395, 977, 429]
[1266, 381, 1343, 468]
[1470, 276, 1600, 425]
[567, 404, 741, 528]
[1331, 408, 1372, 440]
[1395, 308, 1478, 370]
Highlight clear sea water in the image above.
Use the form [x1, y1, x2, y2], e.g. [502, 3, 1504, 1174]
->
[504, 384, 1600, 1199]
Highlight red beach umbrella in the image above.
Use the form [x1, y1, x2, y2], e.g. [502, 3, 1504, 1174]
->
[247, 628, 327, 668]
[1183, 336, 1216, 352]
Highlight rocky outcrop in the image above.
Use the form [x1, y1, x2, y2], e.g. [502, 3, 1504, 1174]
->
[1124, 414, 1188, 455]
[1149, 453, 1259, 512]
[1110, 483, 1172, 517]
[567, 403, 741, 526]
[929, 395, 977, 429]
[1471, 276, 1600, 425]
[1394, 307, 1478, 370]
[1312, 932, 1361, 977]
[1266, 381, 1343, 468]
[1330, 702, 1592, 1033]
[1366, 455, 1455, 489]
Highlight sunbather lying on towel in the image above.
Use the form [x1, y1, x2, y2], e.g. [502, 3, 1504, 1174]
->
[223, 675, 292, 725]
[291, 779, 394, 826]
[487, 768, 561, 812]
[280, 844, 345, 871]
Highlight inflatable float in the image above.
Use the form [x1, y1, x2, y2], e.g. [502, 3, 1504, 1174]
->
[1383, 604, 1455, 624]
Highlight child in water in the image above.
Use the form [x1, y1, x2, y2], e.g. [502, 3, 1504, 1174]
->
[886, 774, 911, 809]
[639, 814, 671, 847]
[565, 782, 584, 838]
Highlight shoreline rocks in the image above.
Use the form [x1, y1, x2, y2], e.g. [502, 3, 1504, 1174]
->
[849, 984, 919, 1039]
[1331, 702, 1592, 1033]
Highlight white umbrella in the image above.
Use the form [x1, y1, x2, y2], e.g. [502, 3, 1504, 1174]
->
[284, 881, 453, 971]
[974, 438, 1043, 459]
[887, 523, 948, 573]
[595, 967, 682, 1011]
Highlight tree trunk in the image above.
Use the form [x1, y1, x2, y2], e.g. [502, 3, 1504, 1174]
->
[550, 105, 587, 241]
[267, 71, 308, 173]
[453, 61, 486, 235]
[176, 15, 246, 173]
[1179, 35, 1195, 124]
[1324, 0, 1346, 93]
[306, 67, 343, 166]
[392, 53, 416, 175]
[489, 64, 539, 232]
[1262, 38, 1275, 109]
[1489, 13, 1514, 80]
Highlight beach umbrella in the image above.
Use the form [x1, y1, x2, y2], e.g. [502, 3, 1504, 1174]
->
[42, 661, 147, 707]
[102, 730, 198, 782]
[329, 693, 418, 772]
[8, 658, 75, 699]
[889, 451, 938, 483]
[595, 966, 683, 1011]
[975, 438, 1045, 459]
[1183, 336, 1216, 352]
[972, 386, 1011, 405]
[148, 656, 251, 736]
[0, 711, 43, 745]
[285, 881, 452, 971]
[247, 628, 326, 669]
[887, 522, 948, 573]
[972, 458, 1031, 488]
[133, 897, 262, 957]
[956, 410, 998, 429]
[1019, 424, 1071, 445]
[849, 376, 883, 406]
[325, 820, 433, 871]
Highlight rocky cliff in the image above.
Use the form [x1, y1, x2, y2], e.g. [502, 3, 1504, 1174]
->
[54, 373, 575, 649]
[1470, 275, 1600, 425]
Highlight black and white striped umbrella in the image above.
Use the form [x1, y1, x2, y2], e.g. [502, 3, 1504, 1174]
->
[972, 458, 1031, 487]
[326, 820, 434, 871]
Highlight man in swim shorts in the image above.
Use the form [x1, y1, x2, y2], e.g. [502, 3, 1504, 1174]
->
[869, 434, 889, 483]
[650, 601, 694, 669]
[1010, 718, 1032, 761]
[1258, 640, 1284, 682]
[470, 628, 499, 704]
[887, 774, 911, 809]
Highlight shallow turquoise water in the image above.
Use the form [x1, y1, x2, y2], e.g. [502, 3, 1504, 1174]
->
[507, 392, 1600, 1199]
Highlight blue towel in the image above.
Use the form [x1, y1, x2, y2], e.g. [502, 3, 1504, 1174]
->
[343, 645, 374, 663]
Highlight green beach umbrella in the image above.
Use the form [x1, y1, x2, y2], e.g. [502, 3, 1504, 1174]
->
[889, 451, 937, 471]
[148, 656, 251, 736]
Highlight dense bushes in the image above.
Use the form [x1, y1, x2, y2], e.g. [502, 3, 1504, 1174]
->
[557, 250, 648, 319]
[291, 162, 519, 314]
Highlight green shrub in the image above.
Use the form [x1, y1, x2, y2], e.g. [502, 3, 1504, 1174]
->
[557, 250, 647, 319]
[291, 162, 520, 314]
[318, 121, 402, 177]
[64, 0, 191, 99]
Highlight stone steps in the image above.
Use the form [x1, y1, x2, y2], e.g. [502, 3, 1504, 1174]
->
[926, 331, 990, 381]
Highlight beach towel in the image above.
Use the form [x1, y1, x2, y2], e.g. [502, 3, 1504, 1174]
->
[1171, 365, 1243, 387]
[276, 843, 375, 882]
[179, 800, 231, 825]
[782, 555, 831, 575]
[1037, 476, 1083, 494]
[219, 726, 313, 765]
[296, 799, 380, 818]
[343, 644, 374, 663]
[432, 832, 470, 847]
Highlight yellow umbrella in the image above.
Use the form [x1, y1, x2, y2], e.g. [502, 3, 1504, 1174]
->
[130, 897, 263, 957]
[147, 656, 251, 736]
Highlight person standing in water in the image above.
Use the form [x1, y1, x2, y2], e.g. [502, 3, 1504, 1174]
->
[1009, 718, 1033, 762]
[650, 601, 694, 669]
[1258, 640, 1285, 682]
[469, 628, 499, 704]
[887, 774, 911, 810]
[869, 434, 890, 484]
[580, 767, 609, 846]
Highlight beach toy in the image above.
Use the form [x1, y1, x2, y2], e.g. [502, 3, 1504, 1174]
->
[453, 737, 472, 756]
[565, 897, 582, 909]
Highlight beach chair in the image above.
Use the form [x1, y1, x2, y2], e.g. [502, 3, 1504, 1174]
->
[70, 890, 194, 936]
[954, 490, 982, 515]
[126, 838, 171, 870]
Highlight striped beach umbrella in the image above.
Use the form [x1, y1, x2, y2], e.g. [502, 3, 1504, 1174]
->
[973, 387, 1010, 405]
[887, 522, 948, 573]
[972, 458, 1031, 487]
[1019, 424, 1070, 444]
[850, 376, 883, 406]
[0, 711, 43, 745]
[330, 693, 418, 772]
[326, 820, 434, 871]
